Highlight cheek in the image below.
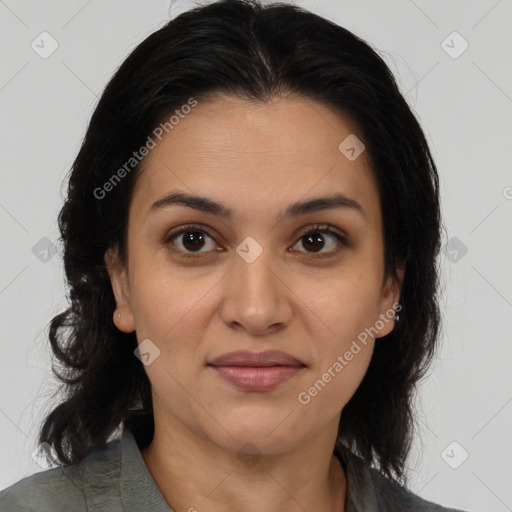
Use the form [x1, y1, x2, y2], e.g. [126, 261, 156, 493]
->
[295, 271, 378, 409]
[297, 338, 375, 420]
[296, 266, 381, 343]
[129, 251, 217, 339]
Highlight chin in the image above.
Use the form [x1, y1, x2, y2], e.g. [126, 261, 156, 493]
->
[210, 414, 305, 455]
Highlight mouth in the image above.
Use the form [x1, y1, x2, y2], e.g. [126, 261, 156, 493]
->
[207, 350, 306, 391]
[208, 349, 305, 367]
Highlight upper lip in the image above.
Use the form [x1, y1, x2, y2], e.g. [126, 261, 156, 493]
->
[208, 350, 305, 367]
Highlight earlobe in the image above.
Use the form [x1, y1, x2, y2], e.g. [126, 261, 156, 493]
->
[376, 263, 406, 339]
[104, 246, 136, 333]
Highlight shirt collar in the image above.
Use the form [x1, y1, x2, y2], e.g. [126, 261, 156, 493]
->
[120, 428, 175, 511]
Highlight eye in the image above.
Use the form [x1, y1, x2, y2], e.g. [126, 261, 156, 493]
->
[290, 224, 348, 258]
[163, 223, 221, 258]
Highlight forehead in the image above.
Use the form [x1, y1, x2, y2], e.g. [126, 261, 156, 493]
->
[130, 94, 381, 227]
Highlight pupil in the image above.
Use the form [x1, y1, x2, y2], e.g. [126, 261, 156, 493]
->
[183, 231, 205, 251]
[303, 232, 324, 252]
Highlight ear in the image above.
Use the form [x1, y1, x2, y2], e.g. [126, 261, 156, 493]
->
[104, 245, 136, 333]
[374, 262, 406, 339]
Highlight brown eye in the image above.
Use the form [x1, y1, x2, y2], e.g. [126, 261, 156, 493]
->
[179, 230, 208, 252]
[290, 224, 348, 258]
[164, 224, 219, 257]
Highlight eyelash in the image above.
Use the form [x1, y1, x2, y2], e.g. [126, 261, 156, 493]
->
[163, 223, 349, 260]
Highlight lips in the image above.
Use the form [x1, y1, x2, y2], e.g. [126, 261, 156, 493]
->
[207, 350, 306, 391]
[208, 350, 305, 368]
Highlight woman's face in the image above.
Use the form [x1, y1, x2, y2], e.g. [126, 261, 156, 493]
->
[106, 93, 403, 455]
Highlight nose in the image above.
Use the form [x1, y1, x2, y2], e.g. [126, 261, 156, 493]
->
[220, 245, 293, 337]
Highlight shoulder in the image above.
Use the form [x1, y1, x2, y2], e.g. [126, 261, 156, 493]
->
[0, 464, 87, 512]
[0, 435, 123, 512]
[339, 446, 468, 512]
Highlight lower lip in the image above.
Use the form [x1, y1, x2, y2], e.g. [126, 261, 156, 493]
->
[209, 365, 304, 391]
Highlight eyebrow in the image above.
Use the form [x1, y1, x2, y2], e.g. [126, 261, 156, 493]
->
[148, 190, 366, 222]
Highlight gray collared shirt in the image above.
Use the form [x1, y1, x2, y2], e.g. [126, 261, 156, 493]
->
[0, 429, 468, 511]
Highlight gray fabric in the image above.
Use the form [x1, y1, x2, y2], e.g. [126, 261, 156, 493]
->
[0, 429, 468, 511]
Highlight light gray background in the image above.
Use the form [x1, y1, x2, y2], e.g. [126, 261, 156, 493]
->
[1, 0, 511, 510]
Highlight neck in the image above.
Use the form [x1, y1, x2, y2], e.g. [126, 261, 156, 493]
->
[140, 413, 347, 512]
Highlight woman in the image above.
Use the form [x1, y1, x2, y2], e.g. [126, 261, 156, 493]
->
[0, 0, 468, 510]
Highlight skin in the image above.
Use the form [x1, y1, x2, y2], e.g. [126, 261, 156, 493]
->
[105, 92, 404, 512]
